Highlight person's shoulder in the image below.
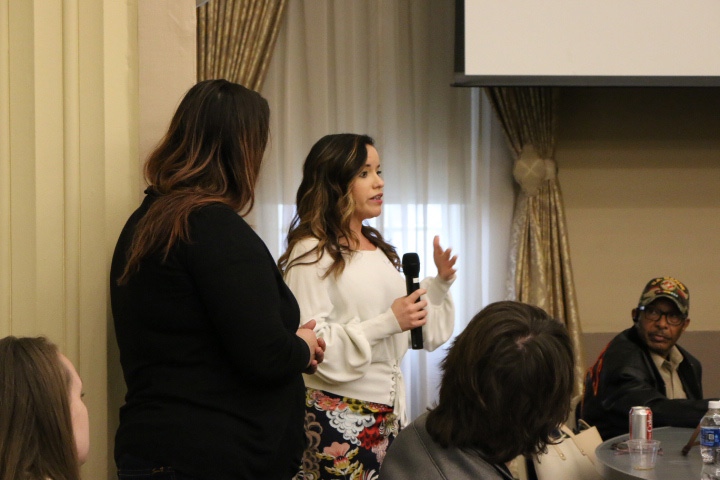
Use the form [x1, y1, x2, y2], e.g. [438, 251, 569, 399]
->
[398, 413, 502, 480]
[605, 327, 641, 353]
[193, 201, 241, 221]
[187, 203, 267, 258]
[676, 343, 702, 367]
[380, 415, 432, 479]
[394, 414, 440, 462]
[597, 327, 651, 373]
[189, 202, 252, 234]
[384, 414, 428, 455]
[400, 412, 429, 442]
[287, 236, 323, 260]
[295, 236, 320, 250]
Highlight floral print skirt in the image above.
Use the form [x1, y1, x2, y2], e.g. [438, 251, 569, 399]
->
[293, 388, 400, 480]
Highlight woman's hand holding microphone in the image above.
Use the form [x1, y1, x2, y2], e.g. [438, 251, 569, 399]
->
[391, 289, 428, 332]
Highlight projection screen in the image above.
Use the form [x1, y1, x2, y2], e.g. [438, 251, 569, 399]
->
[455, 0, 720, 86]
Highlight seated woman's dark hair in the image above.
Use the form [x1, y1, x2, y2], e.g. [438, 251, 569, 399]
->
[425, 300, 574, 464]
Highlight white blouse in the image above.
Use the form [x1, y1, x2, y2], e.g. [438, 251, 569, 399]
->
[284, 237, 455, 425]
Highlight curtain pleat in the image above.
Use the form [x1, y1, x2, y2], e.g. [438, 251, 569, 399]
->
[197, 0, 287, 91]
[486, 87, 556, 159]
[489, 87, 585, 405]
[486, 87, 524, 156]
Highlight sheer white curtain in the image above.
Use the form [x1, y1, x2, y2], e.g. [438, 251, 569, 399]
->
[252, 0, 515, 421]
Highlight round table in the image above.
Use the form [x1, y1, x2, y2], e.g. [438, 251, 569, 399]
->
[595, 426, 702, 479]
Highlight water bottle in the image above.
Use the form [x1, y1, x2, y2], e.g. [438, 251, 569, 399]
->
[702, 464, 720, 480]
[700, 400, 720, 465]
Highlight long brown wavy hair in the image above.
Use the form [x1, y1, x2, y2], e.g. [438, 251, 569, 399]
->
[0, 336, 80, 480]
[426, 301, 574, 464]
[278, 134, 400, 278]
[117, 79, 269, 285]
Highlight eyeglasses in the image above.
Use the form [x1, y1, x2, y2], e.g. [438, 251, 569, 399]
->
[639, 305, 686, 326]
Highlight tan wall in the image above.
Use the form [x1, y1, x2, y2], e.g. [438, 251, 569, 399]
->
[558, 87, 720, 394]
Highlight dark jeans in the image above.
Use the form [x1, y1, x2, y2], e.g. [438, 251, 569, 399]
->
[117, 455, 203, 480]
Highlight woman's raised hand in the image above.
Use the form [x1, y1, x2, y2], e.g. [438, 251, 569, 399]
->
[391, 289, 428, 332]
[433, 235, 457, 281]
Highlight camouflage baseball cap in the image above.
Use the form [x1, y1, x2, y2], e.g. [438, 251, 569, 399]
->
[638, 277, 689, 316]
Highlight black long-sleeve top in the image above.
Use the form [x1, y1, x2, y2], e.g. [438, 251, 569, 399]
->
[110, 191, 309, 479]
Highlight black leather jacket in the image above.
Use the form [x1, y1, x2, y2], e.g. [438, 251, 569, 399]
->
[579, 326, 707, 440]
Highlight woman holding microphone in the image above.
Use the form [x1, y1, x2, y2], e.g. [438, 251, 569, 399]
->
[279, 133, 456, 479]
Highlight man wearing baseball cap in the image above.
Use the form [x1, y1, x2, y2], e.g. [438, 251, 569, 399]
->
[579, 277, 712, 439]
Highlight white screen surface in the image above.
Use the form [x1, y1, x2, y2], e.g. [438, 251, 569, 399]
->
[462, 0, 720, 85]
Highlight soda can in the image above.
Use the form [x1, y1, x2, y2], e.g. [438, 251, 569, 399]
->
[629, 406, 653, 440]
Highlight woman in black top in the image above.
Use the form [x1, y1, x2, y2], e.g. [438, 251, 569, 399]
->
[110, 80, 324, 480]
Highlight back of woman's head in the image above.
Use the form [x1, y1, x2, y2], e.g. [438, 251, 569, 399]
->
[279, 133, 400, 277]
[426, 301, 574, 464]
[145, 79, 269, 205]
[0, 336, 80, 480]
[118, 79, 270, 285]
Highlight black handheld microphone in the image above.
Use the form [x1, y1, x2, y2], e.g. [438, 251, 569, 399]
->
[402, 253, 423, 350]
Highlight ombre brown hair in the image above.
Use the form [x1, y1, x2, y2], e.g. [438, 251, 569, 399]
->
[426, 301, 574, 464]
[0, 336, 80, 480]
[278, 134, 400, 278]
[117, 79, 270, 285]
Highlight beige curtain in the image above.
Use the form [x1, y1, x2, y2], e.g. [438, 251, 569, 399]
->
[2, 1, 142, 478]
[197, 0, 287, 90]
[487, 87, 585, 404]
